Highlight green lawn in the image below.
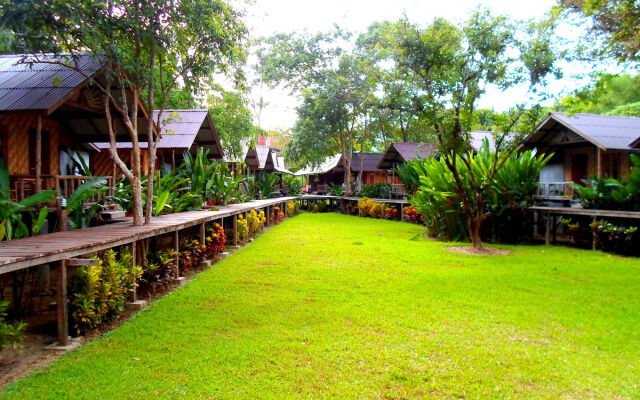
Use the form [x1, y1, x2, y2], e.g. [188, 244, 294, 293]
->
[3, 213, 640, 399]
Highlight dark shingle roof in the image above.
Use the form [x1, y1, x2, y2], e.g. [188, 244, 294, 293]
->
[377, 142, 437, 169]
[351, 153, 384, 172]
[94, 110, 217, 151]
[0, 54, 101, 112]
[527, 112, 640, 151]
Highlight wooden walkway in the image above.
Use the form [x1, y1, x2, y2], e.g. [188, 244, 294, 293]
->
[0, 197, 296, 274]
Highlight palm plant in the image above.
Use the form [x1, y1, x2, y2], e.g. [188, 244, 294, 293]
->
[283, 175, 303, 196]
[66, 177, 109, 229]
[257, 172, 279, 198]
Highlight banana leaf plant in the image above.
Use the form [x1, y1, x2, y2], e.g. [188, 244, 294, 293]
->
[258, 172, 279, 198]
[66, 177, 109, 229]
[0, 163, 55, 240]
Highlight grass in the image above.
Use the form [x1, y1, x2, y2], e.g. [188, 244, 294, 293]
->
[2, 212, 640, 399]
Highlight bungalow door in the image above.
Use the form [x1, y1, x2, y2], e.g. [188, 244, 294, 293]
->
[571, 154, 588, 184]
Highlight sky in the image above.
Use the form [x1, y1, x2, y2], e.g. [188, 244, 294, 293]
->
[241, 0, 613, 131]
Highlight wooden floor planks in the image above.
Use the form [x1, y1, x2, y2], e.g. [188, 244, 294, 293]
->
[0, 197, 296, 274]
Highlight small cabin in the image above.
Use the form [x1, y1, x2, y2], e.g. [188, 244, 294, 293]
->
[0, 53, 151, 202]
[92, 109, 224, 177]
[523, 113, 640, 198]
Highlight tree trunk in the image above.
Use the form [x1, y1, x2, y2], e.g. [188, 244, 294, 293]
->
[343, 157, 352, 197]
[469, 217, 483, 250]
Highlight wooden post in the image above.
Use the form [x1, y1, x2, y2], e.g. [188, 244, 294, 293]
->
[59, 198, 67, 232]
[544, 211, 551, 245]
[130, 241, 137, 302]
[592, 216, 598, 251]
[56, 260, 68, 346]
[111, 161, 117, 197]
[35, 116, 42, 193]
[200, 223, 206, 244]
[174, 230, 180, 277]
[266, 206, 270, 227]
[596, 148, 602, 178]
[232, 214, 238, 246]
[400, 204, 404, 221]
[171, 150, 176, 170]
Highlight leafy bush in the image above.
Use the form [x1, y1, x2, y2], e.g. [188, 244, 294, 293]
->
[358, 183, 391, 199]
[410, 144, 549, 242]
[69, 250, 142, 335]
[271, 206, 285, 224]
[591, 220, 640, 256]
[283, 175, 303, 196]
[238, 214, 248, 240]
[402, 205, 423, 224]
[394, 159, 422, 195]
[357, 197, 384, 218]
[327, 183, 344, 196]
[384, 206, 400, 220]
[0, 300, 26, 349]
[258, 172, 280, 198]
[286, 200, 296, 217]
[205, 223, 226, 257]
[247, 209, 266, 234]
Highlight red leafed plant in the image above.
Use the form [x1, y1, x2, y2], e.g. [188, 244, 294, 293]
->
[402, 205, 423, 224]
[205, 223, 226, 257]
[384, 206, 400, 220]
[270, 206, 285, 225]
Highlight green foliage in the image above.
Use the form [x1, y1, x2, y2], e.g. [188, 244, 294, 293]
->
[207, 88, 257, 160]
[326, 183, 344, 197]
[410, 141, 550, 242]
[0, 300, 26, 349]
[0, 162, 55, 240]
[394, 160, 422, 195]
[558, 0, 640, 61]
[357, 183, 391, 199]
[555, 73, 640, 116]
[69, 249, 142, 335]
[67, 178, 109, 229]
[257, 172, 279, 198]
[282, 175, 303, 196]
[572, 176, 631, 210]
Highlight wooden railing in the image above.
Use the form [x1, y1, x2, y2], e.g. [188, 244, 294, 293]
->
[536, 181, 573, 199]
[10, 175, 114, 203]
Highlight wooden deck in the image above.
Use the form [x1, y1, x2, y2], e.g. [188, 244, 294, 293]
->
[0, 197, 296, 274]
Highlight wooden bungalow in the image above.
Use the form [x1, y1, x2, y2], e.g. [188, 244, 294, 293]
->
[377, 142, 437, 193]
[351, 153, 386, 192]
[295, 153, 386, 194]
[522, 113, 640, 198]
[92, 109, 224, 177]
[0, 53, 153, 203]
[245, 145, 271, 172]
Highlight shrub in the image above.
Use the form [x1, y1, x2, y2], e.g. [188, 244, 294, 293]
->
[270, 206, 285, 224]
[69, 249, 142, 335]
[327, 183, 344, 196]
[283, 176, 303, 196]
[402, 205, 423, 224]
[0, 300, 26, 349]
[384, 206, 400, 220]
[205, 223, 226, 257]
[358, 183, 391, 199]
[247, 209, 266, 234]
[286, 201, 296, 217]
[238, 214, 248, 240]
[357, 197, 384, 218]
[591, 220, 640, 256]
[410, 146, 549, 242]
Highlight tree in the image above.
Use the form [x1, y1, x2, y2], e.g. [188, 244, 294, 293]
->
[377, 12, 560, 249]
[7, 0, 247, 225]
[555, 72, 640, 115]
[208, 86, 259, 160]
[558, 0, 640, 62]
[258, 30, 375, 196]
